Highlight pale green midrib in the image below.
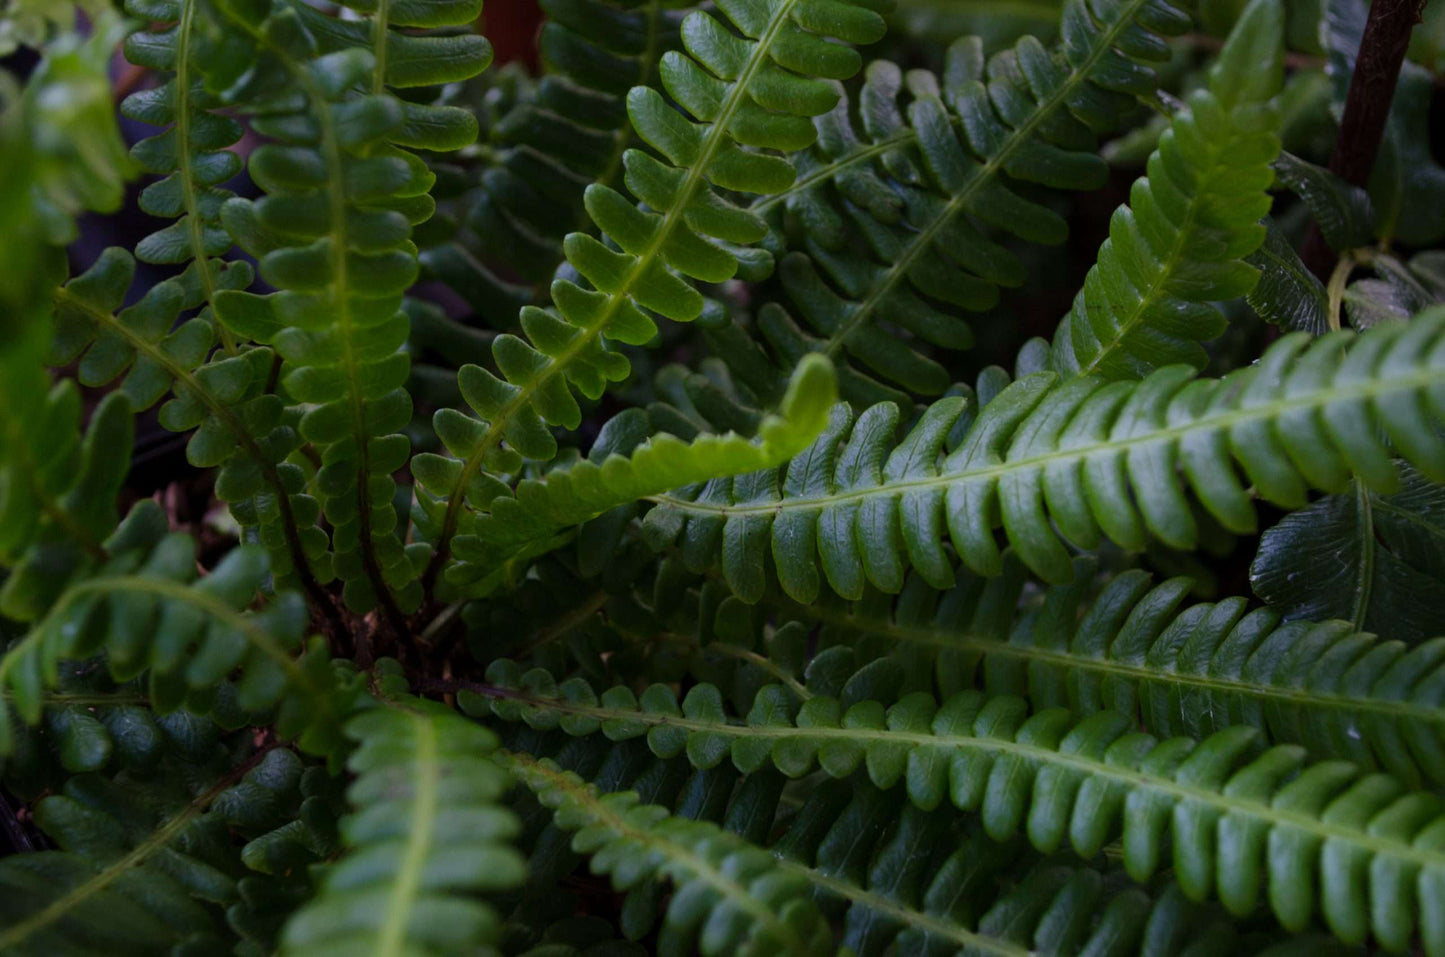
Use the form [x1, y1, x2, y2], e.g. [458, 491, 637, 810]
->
[66, 577, 307, 674]
[1351, 479, 1375, 632]
[751, 129, 916, 214]
[780, 601, 1443, 725]
[645, 365, 1441, 516]
[372, 0, 390, 95]
[617, 621, 813, 700]
[315, 58, 392, 601]
[582, 563, 813, 695]
[222, 6, 402, 608]
[815, 0, 1162, 362]
[174, 0, 235, 355]
[490, 693, 1445, 868]
[374, 712, 438, 957]
[430, 0, 811, 572]
[517, 588, 610, 654]
[782, 862, 1031, 957]
[0, 761, 234, 949]
[503, 751, 806, 950]
[52, 287, 321, 585]
[708, 643, 812, 700]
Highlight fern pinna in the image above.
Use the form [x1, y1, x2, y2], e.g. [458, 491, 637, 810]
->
[4, 0, 1445, 954]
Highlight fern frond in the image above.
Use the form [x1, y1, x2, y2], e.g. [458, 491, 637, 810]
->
[50, 247, 338, 617]
[502, 749, 836, 956]
[0, 378, 131, 620]
[1, 30, 135, 596]
[711, 0, 1193, 406]
[475, 671, 1445, 954]
[200, 0, 489, 621]
[507, 738, 1327, 957]
[1047, 0, 1285, 379]
[782, 799, 1279, 957]
[427, 0, 685, 303]
[0, 502, 362, 767]
[121, 0, 248, 354]
[414, 0, 893, 594]
[2, 673, 156, 791]
[437, 352, 837, 595]
[645, 310, 1445, 599]
[768, 557, 1445, 787]
[0, 745, 328, 956]
[278, 700, 524, 957]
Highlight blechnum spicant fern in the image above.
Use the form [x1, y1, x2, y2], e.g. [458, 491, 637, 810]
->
[6, 0, 1445, 954]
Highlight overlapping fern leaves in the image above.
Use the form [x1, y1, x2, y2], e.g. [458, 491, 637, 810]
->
[708, 0, 1195, 407]
[47, 247, 349, 621]
[0, 501, 362, 768]
[7, 1, 1445, 956]
[0, 745, 338, 957]
[437, 352, 837, 596]
[475, 661, 1445, 954]
[762, 557, 1445, 788]
[200, 0, 490, 621]
[413, 0, 893, 596]
[508, 752, 1328, 957]
[120, 0, 249, 350]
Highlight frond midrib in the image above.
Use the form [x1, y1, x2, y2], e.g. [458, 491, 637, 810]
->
[778, 599, 1443, 726]
[174, 0, 236, 354]
[374, 709, 438, 957]
[782, 860, 1031, 957]
[214, 5, 405, 619]
[1072, 97, 1241, 378]
[484, 689, 1445, 868]
[644, 364, 1440, 516]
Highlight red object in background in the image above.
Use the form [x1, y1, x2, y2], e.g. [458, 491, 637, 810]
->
[484, 1, 543, 72]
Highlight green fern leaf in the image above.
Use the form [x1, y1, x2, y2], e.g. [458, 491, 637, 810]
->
[200, 0, 489, 619]
[50, 247, 339, 615]
[765, 556, 1445, 787]
[1048, 0, 1285, 379]
[278, 700, 524, 957]
[645, 310, 1445, 599]
[0, 382, 132, 621]
[478, 671, 1445, 954]
[1245, 217, 1330, 335]
[121, 0, 250, 354]
[425, 0, 685, 308]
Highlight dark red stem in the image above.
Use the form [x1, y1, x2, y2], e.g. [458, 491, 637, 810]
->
[1302, 0, 1428, 274]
